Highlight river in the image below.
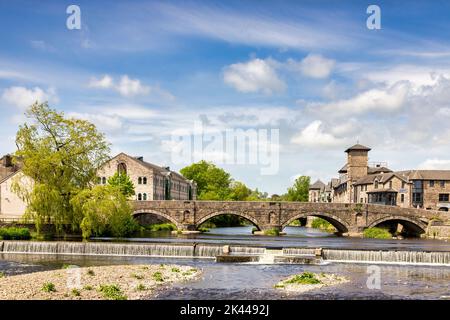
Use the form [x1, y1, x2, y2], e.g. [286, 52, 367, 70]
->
[1, 226, 449, 299]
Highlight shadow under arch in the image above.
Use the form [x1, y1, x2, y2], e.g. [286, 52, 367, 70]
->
[282, 212, 350, 235]
[132, 209, 181, 229]
[196, 211, 262, 231]
[366, 216, 427, 237]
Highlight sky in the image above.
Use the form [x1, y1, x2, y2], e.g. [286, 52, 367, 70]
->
[1, 0, 450, 195]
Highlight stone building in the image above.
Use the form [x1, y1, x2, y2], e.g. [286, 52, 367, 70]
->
[0, 152, 197, 219]
[96, 153, 197, 201]
[310, 144, 450, 211]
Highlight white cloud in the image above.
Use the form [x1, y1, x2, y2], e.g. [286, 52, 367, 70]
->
[116, 75, 150, 97]
[89, 75, 114, 89]
[67, 112, 125, 134]
[418, 159, 450, 170]
[312, 81, 410, 117]
[223, 58, 285, 94]
[2, 86, 58, 109]
[295, 54, 335, 79]
[291, 120, 347, 148]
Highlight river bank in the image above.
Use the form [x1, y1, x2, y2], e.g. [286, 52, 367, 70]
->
[0, 263, 201, 300]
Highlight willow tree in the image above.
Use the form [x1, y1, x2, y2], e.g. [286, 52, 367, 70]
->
[13, 102, 110, 233]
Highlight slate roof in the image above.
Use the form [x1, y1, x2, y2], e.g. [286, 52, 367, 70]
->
[345, 144, 371, 153]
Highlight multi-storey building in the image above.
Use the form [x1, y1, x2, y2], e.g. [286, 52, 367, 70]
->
[309, 144, 450, 211]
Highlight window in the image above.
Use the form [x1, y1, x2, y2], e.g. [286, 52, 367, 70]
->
[413, 180, 422, 189]
[143, 193, 147, 201]
[138, 193, 142, 201]
[117, 162, 127, 175]
[401, 194, 405, 203]
[439, 194, 449, 202]
[138, 177, 142, 185]
[430, 180, 435, 187]
[402, 181, 406, 189]
[374, 181, 379, 189]
[440, 180, 445, 188]
[389, 181, 393, 189]
[102, 177, 106, 185]
[413, 193, 422, 202]
[143, 177, 147, 185]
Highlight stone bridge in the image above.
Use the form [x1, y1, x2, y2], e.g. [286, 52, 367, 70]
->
[131, 201, 450, 237]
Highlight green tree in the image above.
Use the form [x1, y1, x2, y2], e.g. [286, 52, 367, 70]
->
[13, 102, 110, 233]
[228, 181, 252, 201]
[107, 172, 135, 198]
[180, 161, 232, 200]
[285, 176, 310, 202]
[70, 185, 138, 238]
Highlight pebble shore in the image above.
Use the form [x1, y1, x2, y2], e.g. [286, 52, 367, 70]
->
[274, 272, 349, 293]
[0, 264, 201, 300]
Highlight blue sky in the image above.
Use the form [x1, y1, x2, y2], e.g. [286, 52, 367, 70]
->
[1, 0, 450, 195]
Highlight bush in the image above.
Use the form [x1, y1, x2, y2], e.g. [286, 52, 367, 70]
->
[152, 272, 164, 282]
[0, 227, 31, 240]
[148, 223, 176, 232]
[285, 272, 321, 285]
[263, 228, 280, 236]
[98, 284, 127, 300]
[71, 289, 81, 297]
[42, 282, 56, 292]
[311, 218, 335, 232]
[363, 227, 392, 239]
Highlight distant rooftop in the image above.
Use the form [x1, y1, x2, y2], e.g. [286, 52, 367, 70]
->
[345, 144, 371, 153]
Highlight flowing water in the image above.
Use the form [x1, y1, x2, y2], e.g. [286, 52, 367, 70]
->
[0, 225, 449, 299]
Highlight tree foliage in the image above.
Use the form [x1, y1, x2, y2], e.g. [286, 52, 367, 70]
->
[107, 172, 135, 198]
[13, 102, 111, 233]
[71, 185, 138, 238]
[285, 176, 310, 202]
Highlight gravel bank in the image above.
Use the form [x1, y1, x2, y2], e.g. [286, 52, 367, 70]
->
[274, 272, 349, 293]
[0, 264, 201, 300]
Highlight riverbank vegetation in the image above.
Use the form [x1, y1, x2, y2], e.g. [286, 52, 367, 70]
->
[0, 227, 31, 240]
[311, 218, 336, 232]
[274, 272, 348, 293]
[145, 223, 177, 232]
[363, 227, 392, 239]
[0, 264, 201, 300]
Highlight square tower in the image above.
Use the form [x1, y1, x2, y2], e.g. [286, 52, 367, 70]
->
[345, 144, 370, 183]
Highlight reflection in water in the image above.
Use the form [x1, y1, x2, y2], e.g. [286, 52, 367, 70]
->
[1, 253, 449, 300]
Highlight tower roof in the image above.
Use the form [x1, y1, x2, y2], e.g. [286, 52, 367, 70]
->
[345, 144, 371, 153]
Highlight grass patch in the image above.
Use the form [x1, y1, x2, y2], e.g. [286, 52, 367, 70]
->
[131, 273, 144, 280]
[147, 223, 176, 232]
[86, 269, 95, 276]
[83, 285, 93, 290]
[71, 289, 81, 297]
[98, 284, 127, 300]
[136, 284, 146, 291]
[0, 272, 5, 278]
[284, 272, 321, 285]
[41, 282, 56, 293]
[311, 218, 335, 232]
[171, 267, 180, 273]
[152, 271, 164, 282]
[0, 227, 31, 240]
[197, 227, 210, 233]
[363, 227, 392, 239]
[263, 228, 280, 236]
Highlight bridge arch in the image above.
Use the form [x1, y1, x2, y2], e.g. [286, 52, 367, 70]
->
[282, 212, 350, 234]
[196, 211, 262, 231]
[132, 209, 182, 229]
[366, 215, 427, 236]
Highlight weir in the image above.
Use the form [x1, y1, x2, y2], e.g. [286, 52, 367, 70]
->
[1, 241, 449, 265]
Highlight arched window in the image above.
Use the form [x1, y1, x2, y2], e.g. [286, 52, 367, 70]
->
[374, 180, 379, 189]
[138, 177, 142, 185]
[143, 193, 147, 201]
[117, 162, 127, 175]
[143, 177, 147, 185]
[138, 193, 142, 201]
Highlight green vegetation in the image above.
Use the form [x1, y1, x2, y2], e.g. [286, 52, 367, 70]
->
[0, 272, 5, 278]
[71, 185, 138, 238]
[263, 228, 280, 236]
[136, 284, 146, 291]
[83, 285, 93, 290]
[98, 284, 127, 300]
[0, 227, 31, 240]
[363, 227, 392, 239]
[71, 288, 81, 297]
[146, 223, 176, 232]
[289, 220, 302, 226]
[197, 227, 210, 233]
[131, 273, 144, 280]
[86, 269, 95, 276]
[107, 172, 135, 198]
[284, 272, 321, 285]
[152, 271, 164, 282]
[285, 176, 310, 202]
[171, 267, 180, 273]
[311, 218, 336, 232]
[41, 282, 56, 292]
